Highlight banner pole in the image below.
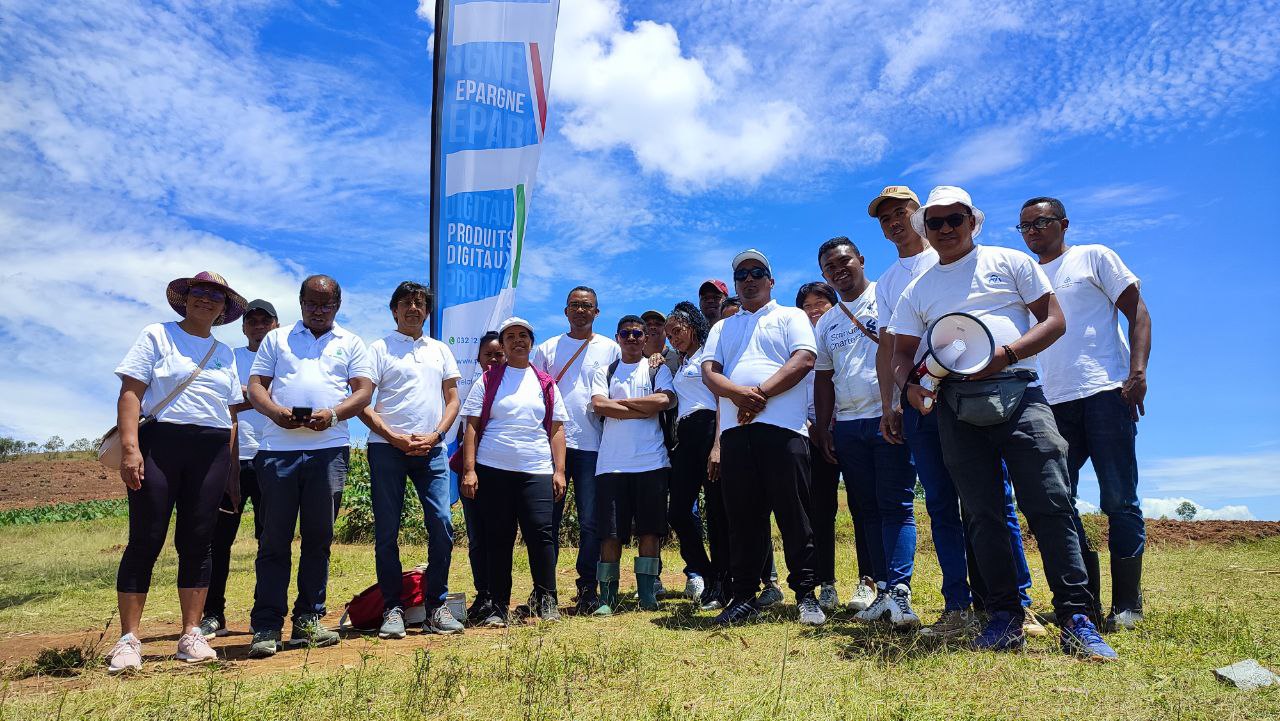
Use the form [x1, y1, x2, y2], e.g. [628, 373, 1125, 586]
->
[428, 0, 450, 340]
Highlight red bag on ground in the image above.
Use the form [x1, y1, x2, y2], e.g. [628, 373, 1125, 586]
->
[339, 569, 428, 630]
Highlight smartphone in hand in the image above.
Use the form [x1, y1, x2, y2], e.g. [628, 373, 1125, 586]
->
[291, 406, 313, 423]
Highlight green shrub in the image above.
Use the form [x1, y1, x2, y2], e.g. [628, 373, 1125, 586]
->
[0, 499, 129, 526]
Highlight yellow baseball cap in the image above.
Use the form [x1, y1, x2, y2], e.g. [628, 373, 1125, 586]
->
[867, 185, 920, 217]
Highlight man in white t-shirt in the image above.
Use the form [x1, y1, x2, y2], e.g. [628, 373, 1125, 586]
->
[811, 237, 920, 630]
[531, 286, 621, 613]
[1020, 196, 1153, 631]
[246, 275, 376, 658]
[868, 186, 1037, 639]
[701, 249, 825, 627]
[589, 315, 677, 614]
[889, 186, 1116, 661]
[359, 281, 464, 639]
[200, 298, 278, 640]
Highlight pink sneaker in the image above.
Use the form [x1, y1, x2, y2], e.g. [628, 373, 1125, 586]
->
[176, 631, 217, 664]
[107, 634, 142, 674]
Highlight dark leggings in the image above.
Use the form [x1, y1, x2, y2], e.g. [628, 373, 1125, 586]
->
[668, 410, 716, 579]
[476, 464, 558, 608]
[204, 460, 263, 618]
[117, 422, 231, 593]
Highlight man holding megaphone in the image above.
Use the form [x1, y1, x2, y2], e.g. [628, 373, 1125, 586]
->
[888, 186, 1117, 661]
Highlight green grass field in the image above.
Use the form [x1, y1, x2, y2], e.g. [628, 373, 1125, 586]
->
[1, 509, 1278, 720]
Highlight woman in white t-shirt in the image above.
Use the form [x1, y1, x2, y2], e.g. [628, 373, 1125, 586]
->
[107, 271, 247, 674]
[459, 318, 568, 627]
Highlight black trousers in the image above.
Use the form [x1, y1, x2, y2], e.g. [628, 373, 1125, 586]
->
[668, 410, 717, 579]
[719, 423, 818, 599]
[808, 437, 874, 585]
[204, 459, 264, 619]
[476, 464, 558, 608]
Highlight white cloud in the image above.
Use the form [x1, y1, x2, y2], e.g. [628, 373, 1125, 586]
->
[1141, 497, 1255, 522]
[1140, 452, 1280, 501]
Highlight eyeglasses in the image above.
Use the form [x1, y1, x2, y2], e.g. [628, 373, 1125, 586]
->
[618, 329, 645, 340]
[924, 212, 971, 231]
[733, 267, 770, 281]
[302, 301, 338, 313]
[1015, 216, 1063, 234]
[188, 286, 226, 302]
[567, 302, 596, 311]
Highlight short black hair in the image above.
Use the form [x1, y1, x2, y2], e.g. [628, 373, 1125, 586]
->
[796, 281, 837, 308]
[389, 281, 431, 312]
[567, 285, 598, 305]
[1021, 196, 1067, 218]
[300, 274, 341, 303]
[720, 296, 741, 312]
[478, 330, 501, 347]
[666, 301, 710, 346]
[817, 236, 861, 263]
[616, 314, 644, 332]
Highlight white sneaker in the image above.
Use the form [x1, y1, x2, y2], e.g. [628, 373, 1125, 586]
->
[798, 594, 827, 626]
[176, 631, 217, 664]
[885, 584, 921, 630]
[1110, 609, 1144, 631]
[754, 583, 784, 609]
[818, 583, 840, 611]
[106, 634, 142, 674]
[846, 577, 878, 612]
[854, 588, 890, 623]
[685, 575, 706, 602]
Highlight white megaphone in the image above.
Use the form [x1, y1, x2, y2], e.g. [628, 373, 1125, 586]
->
[911, 312, 995, 409]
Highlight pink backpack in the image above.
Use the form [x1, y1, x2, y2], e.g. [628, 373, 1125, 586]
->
[448, 363, 557, 474]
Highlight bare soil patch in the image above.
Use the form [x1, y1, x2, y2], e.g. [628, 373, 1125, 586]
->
[0, 459, 122, 510]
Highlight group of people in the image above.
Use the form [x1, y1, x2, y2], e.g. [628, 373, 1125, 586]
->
[104, 182, 1151, 673]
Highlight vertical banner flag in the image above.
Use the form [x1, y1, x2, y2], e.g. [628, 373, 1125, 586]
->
[429, 0, 561, 407]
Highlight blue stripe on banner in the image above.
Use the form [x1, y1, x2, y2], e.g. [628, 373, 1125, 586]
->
[443, 188, 516, 306]
[443, 43, 539, 152]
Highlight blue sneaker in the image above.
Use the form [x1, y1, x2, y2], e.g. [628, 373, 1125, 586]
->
[972, 610, 1026, 652]
[1060, 614, 1118, 661]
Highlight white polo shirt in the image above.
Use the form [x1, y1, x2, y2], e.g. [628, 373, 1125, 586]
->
[890, 245, 1053, 380]
[234, 346, 267, 459]
[115, 322, 242, 430]
[672, 348, 717, 421]
[876, 248, 939, 332]
[814, 283, 882, 421]
[703, 299, 817, 436]
[250, 321, 375, 451]
[461, 365, 570, 474]
[592, 360, 675, 474]
[1037, 244, 1140, 404]
[531, 333, 620, 452]
[366, 332, 461, 443]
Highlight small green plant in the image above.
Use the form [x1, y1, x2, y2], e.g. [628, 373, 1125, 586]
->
[0, 499, 129, 526]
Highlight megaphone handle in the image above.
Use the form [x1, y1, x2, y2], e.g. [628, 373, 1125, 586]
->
[920, 376, 937, 410]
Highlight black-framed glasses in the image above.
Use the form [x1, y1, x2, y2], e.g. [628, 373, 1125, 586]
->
[733, 267, 770, 282]
[567, 302, 596, 311]
[924, 212, 972, 231]
[188, 286, 226, 302]
[1015, 216, 1063, 234]
[618, 329, 644, 340]
[302, 301, 338, 313]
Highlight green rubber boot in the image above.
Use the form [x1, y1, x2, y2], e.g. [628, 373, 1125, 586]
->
[635, 556, 661, 611]
[593, 562, 620, 616]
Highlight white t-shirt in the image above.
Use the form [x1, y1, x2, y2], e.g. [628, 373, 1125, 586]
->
[250, 321, 376, 451]
[234, 346, 267, 459]
[366, 333, 461, 443]
[532, 333, 620, 452]
[876, 248, 939, 331]
[703, 299, 817, 436]
[461, 366, 569, 474]
[1037, 245, 1140, 404]
[890, 245, 1053, 380]
[672, 348, 717, 421]
[115, 322, 242, 430]
[592, 360, 675, 474]
[815, 283, 882, 421]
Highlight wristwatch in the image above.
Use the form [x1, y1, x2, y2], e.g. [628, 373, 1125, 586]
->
[327, 408, 338, 428]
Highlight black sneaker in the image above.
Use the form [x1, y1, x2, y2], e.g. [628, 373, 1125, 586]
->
[537, 593, 561, 623]
[198, 614, 227, 640]
[714, 598, 761, 627]
[511, 591, 536, 622]
[574, 590, 601, 616]
[466, 595, 493, 626]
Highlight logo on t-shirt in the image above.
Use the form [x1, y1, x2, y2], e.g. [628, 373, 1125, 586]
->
[987, 273, 1006, 285]
[335, 347, 346, 358]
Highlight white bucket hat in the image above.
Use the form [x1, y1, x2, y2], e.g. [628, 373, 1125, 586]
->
[910, 185, 986, 240]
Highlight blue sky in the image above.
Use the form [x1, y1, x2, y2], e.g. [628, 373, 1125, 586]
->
[1, 0, 1277, 519]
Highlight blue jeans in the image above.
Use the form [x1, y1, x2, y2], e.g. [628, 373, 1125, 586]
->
[1052, 389, 1144, 558]
[833, 418, 917, 589]
[904, 402, 1033, 610]
[368, 443, 453, 610]
[251, 447, 347, 632]
[553, 447, 600, 593]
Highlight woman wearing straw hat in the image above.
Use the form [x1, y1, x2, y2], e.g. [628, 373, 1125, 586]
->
[106, 271, 247, 674]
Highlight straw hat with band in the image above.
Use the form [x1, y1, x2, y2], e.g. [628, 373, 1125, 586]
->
[166, 271, 248, 326]
[909, 185, 986, 241]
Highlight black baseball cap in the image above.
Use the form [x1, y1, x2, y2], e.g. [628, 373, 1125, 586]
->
[244, 299, 278, 319]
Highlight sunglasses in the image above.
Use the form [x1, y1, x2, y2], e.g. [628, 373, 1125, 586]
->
[618, 329, 645, 340]
[567, 302, 596, 311]
[1015, 216, 1063, 234]
[733, 267, 770, 281]
[188, 286, 226, 302]
[924, 212, 972, 231]
[302, 301, 338, 313]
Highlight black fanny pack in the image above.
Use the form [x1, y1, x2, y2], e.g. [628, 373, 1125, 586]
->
[941, 370, 1038, 427]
